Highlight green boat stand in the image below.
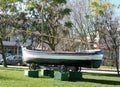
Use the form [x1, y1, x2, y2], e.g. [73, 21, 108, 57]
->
[40, 69, 54, 77]
[54, 71, 82, 81]
[24, 69, 83, 81]
[24, 70, 39, 78]
[54, 71, 69, 81]
[69, 71, 82, 81]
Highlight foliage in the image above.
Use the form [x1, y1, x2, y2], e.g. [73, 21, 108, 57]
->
[25, 0, 72, 50]
[64, 21, 72, 28]
[90, 0, 115, 16]
[27, 0, 35, 11]
[0, 0, 72, 51]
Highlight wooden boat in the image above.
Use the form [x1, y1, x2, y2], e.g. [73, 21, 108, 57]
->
[22, 46, 103, 68]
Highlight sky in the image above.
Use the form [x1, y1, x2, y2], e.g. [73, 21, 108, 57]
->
[110, 0, 120, 5]
[110, 0, 120, 16]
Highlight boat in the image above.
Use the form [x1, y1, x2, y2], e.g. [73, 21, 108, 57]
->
[22, 46, 103, 69]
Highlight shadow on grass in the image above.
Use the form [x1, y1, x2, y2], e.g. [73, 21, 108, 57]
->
[82, 78, 120, 85]
[83, 72, 120, 77]
[81, 72, 120, 85]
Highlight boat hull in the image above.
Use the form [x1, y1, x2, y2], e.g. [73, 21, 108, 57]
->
[25, 59, 102, 68]
[22, 47, 103, 68]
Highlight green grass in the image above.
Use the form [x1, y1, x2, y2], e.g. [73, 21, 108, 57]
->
[100, 66, 116, 69]
[0, 67, 120, 87]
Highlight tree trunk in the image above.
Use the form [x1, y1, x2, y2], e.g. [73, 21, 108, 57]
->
[0, 38, 7, 67]
[114, 48, 119, 75]
[50, 43, 55, 51]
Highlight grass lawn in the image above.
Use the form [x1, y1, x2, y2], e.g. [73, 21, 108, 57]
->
[99, 66, 116, 70]
[0, 67, 120, 87]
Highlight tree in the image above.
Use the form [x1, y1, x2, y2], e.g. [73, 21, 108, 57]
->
[90, 0, 120, 75]
[0, 0, 16, 67]
[24, 0, 72, 51]
[0, 0, 26, 67]
[66, 0, 99, 51]
[0, 0, 72, 60]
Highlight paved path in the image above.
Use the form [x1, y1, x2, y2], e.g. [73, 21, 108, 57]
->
[0, 65, 28, 69]
[81, 69, 117, 74]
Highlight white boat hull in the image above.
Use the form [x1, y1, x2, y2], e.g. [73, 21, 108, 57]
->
[22, 47, 103, 68]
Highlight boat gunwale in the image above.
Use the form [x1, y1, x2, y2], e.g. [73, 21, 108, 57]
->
[22, 47, 102, 56]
